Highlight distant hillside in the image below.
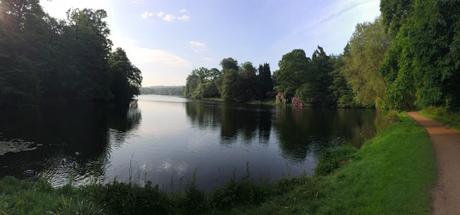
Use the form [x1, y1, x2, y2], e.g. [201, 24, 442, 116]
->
[141, 86, 184, 96]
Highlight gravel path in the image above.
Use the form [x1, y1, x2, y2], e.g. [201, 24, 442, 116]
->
[408, 112, 460, 215]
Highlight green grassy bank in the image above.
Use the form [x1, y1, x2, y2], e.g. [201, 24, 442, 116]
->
[241, 114, 436, 214]
[0, 114, 435, 215]
[421, 107, 460, 130]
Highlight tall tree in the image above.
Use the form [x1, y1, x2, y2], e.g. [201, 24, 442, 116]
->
[274, 49, 310, 99]
[342, 19, 390, 107]
[109, 48, 142, 102]
[63, 9, 113, 101]
[380, 0, 413, 34]
[380, 0, 460, 110]
[257, 63, 274, 100]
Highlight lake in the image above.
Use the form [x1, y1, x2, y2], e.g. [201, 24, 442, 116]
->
[0, 95, 376, 191]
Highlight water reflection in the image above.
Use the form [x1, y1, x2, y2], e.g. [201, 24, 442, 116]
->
[0, 95, 376, 191]
[185, 101, 376, 161]
[0, 101, 141, 186]
[185, 102, 273, 143]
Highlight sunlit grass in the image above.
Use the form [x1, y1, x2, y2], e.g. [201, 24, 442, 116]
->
[240, 114, 435, 214]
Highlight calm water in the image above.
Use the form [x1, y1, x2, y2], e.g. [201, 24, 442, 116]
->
[0, 95, 376, 191]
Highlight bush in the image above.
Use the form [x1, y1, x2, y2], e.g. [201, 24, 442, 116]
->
[315, 145, 357, 176]
[90, 182, 171, 215]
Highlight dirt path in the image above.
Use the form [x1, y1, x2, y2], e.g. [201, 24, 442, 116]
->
[408, 112, 460, 215]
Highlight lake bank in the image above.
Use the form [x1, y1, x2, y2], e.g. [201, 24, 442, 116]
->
[0, 113, 435, 214]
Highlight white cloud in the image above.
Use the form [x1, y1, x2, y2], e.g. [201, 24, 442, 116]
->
[189, 41, 208, 53]
[163, 14, 176, 22]
[142, 9, 190, 22]
[141, 11, 154, 19]
[177, 14, 190, 22]
[111, 35, 192, 86]
[156, 11, 165, 18]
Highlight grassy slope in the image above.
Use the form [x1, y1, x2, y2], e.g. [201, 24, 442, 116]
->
[238, 114, 436, 214]
[421, 107, 460, 130]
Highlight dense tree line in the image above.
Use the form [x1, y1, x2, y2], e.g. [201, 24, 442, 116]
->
[184, 58, 274, 103]
[340, 0, 460, 111]
[0, 0, 142, 107]
[185, 0, 459, 111]
[184, 47, 354, 107]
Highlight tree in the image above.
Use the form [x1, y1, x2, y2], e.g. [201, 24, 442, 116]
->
[342, 19, 390, 107]
[0, 0, 142, 107]
[63, 9, 113, 101]
[380, 0, 460, 110]
[257, 63, 274, 100]
[309, 46, 334, 105]
[274, 49, 310, 100]
[184, 67, 221, 99]
[329, 56, 355, 107]
[380, 0, 413, 34]
[221, 69, 240, 102]
[109, 48, 142, 102]
[220, 58, 239, 71]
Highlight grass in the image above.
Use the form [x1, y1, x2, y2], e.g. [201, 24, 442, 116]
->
[0, 114, 436, 214]
[238, 114, 436, 214]
[421, 106, 460, 130]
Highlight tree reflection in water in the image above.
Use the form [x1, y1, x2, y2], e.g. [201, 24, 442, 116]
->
[0, 101, 141, 186]
[185, 101, 376, 161]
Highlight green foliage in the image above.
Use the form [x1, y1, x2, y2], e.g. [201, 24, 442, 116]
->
[185, 67, 222, 99]
[380, 0, 460, 110]
[342, 19, 390, 107]
[89, 182, 171, 215]
[274, 47, 350, 106]
[221, 69, 242, 102]
[275, 49, 310, 94]
[380, 0, 413, 34]
[256, 63, 274, 100]
[421, 107, 460, 131]
[329, 56, 355, 107]
[109, 48, 142, 102]
[0, 0, 142, 107]
[185, 59, 274, 103]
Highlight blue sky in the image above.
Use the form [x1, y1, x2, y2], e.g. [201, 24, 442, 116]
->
[40, 0, 380, 86]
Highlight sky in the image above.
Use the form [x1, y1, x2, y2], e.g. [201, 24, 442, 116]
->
[40, 0, 381, 86]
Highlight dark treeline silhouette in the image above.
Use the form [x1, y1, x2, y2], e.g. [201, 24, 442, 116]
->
[0, 0, 142, 107]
